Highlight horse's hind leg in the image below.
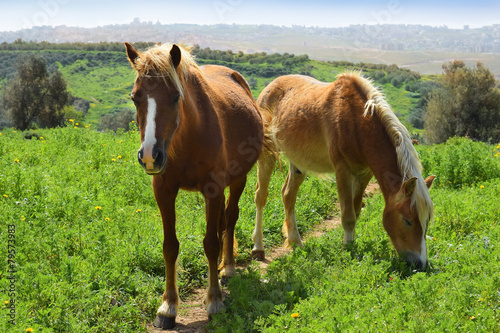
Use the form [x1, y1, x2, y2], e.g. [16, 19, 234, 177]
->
[281, 162, 306, 248]
[219, 176, 247, 279]
[252, 152, 276, 259]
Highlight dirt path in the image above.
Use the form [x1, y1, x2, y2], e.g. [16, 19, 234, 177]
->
[145, 218, 341, 333]
[146, 183, 379, 332]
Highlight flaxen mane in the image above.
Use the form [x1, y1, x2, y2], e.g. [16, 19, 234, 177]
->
[339, 72, 434, 230]
[132, 43, 198, 98]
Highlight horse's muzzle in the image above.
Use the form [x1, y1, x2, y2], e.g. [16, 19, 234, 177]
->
[138, 145, 167, 175]
[403, 252, 426, 271]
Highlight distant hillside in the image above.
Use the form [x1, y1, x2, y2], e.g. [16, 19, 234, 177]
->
[0, 41, 436, 133]
[1, 22, 500, 77]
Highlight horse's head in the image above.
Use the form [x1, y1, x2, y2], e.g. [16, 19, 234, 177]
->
[125, 42, 185, 175]
[383, 175, 435, 270]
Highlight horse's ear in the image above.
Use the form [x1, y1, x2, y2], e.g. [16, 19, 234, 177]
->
[403, 177, 417, 197]
[125, 42, 139, 67]
[424, 175, 436, 190]
[170, 44, 182, 68]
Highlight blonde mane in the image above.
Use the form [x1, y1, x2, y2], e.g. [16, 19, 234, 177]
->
[133, 43, 198, 98]
[338, 72, 434, 230]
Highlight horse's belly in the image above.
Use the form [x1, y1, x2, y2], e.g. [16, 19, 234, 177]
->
[276, 135, 335, 174]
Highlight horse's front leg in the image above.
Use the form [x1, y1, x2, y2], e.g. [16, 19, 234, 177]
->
[203, 191, 225, 317]
[152, 181, 180, 330]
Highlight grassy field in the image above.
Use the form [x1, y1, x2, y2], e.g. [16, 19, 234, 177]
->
[0, 125, 336, 332]
[1, 125, 499, 332]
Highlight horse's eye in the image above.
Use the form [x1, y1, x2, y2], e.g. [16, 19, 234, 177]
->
[173, 94, 180, 104]
[131, 95, 140, 107]
[402, 218, 412, 226]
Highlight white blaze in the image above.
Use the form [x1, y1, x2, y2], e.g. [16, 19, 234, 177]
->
[419, 235, 427, 266]
[143, 96, 157, 169]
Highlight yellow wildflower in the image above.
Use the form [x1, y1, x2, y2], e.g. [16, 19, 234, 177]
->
[3, 194, 8, 198]
[14, 158, 19, 163]
[291, 313, 300, 318]
[470, 315, 476, 321]
[117, 155, 122, 159]
[69, 119, 74, 122]
[4, 300, 9, 305]
[480, 185, 484, 189]
[75, 123, 79, 126]
[111, 158, 116, 162]
[95, 206, 102, 210]
[136, 209, 141, 213]
[105, 217, 110, 221]
[26, 328, 34, 333]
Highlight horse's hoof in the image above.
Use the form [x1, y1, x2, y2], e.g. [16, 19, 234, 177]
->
[220, 275, 230, 286]
[153, 314, 176, 330]
[252, 250, 265, 261]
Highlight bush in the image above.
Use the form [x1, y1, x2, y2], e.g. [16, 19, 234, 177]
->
[424, 61, 500, 144]
[99, 108, 135, 132]
[417, 136, 500, 189]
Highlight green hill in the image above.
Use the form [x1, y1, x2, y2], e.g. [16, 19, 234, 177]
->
[0, 41, 435, 132]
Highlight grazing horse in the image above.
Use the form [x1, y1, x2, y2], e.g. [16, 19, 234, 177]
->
[125, 42, 264, 329]
[252, 73, 435, 269]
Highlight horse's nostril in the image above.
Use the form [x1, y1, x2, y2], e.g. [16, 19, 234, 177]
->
[404, 254, 425, 271]
[137, 149, 145, 166]
[154, 149, 164, 167]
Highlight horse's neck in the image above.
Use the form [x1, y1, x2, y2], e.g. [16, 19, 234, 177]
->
[364, 139, 404, 202]
[172, 71, 217, 149]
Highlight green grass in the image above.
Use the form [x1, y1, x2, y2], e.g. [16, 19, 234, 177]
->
[1, 127, 499, 332]
[0, 125, 335, 332]
[209, 148, 500, 332]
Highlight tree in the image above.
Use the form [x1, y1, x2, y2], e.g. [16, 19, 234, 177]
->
[38, 70, 69, 128]
[2, 54, 70, 130]
[424, 60, 500, 144]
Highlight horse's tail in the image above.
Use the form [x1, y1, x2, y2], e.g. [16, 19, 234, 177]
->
[258, 105, 281, 167]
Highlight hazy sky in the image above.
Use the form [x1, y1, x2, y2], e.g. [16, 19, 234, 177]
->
[1, 0, 499, 31]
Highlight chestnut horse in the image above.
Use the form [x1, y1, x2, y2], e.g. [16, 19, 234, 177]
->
[125, 42, 263, 329]
[252, 73, 435, 269]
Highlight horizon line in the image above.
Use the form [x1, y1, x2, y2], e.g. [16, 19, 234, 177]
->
[2, 21, 500, 33]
